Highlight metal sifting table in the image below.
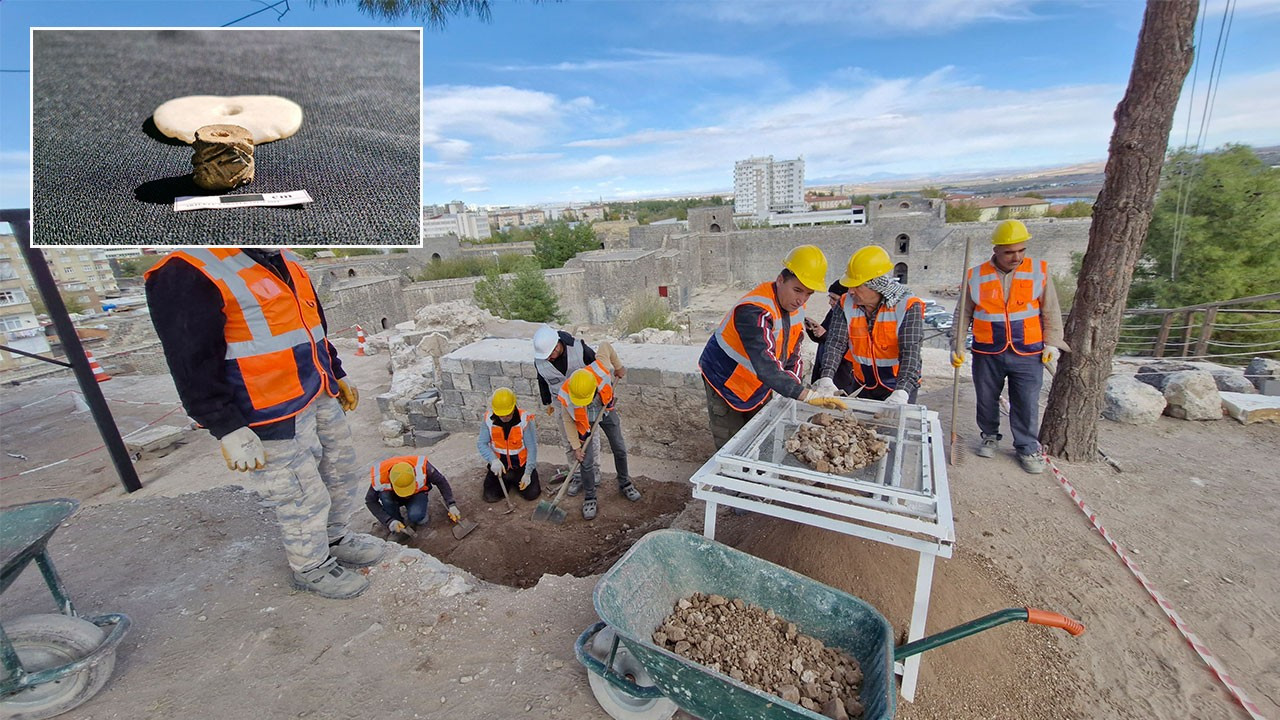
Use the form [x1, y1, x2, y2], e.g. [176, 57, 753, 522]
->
[689, 396, 954, 702]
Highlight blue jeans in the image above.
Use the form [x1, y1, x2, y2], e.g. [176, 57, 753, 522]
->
[377, 490, 430, 527]
[972, 351, 1044, 456]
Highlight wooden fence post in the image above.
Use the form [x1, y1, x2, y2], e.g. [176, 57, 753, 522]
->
[1193, 306, 1218, 358]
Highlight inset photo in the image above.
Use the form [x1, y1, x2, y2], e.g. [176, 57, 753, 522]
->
[31, 27, 422, 246]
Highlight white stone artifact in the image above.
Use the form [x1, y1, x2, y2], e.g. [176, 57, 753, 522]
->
[152, 95, 303, 144]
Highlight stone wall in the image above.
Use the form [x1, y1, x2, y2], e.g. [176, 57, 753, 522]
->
[400, 267, 590, 324]
[323, 276, 410, 335]
[436, 339, 715, 462]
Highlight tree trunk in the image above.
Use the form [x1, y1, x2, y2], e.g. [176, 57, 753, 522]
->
[1040, 0, 1198, 460]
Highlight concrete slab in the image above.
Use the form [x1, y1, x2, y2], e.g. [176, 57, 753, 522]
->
[123, 424, 188, 457]
[1221, 392, 1280, 424]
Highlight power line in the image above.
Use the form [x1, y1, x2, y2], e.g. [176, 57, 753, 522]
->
[223, 0, 291, 27]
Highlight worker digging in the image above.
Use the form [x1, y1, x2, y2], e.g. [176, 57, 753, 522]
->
[478, 387, 543, 504]
[363, 454, 464, 541]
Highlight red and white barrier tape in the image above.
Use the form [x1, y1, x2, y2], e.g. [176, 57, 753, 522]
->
[1045, 457, 1266, 720]
[0, 389, 74, 416]
[0, 406, 184, 482]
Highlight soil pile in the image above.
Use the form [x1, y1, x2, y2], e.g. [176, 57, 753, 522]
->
[653, 592, 864, 719]
[786, 413, 887, 474]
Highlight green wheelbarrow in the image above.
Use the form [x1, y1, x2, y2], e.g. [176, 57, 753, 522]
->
[1, 499, 131, 720]
[574, 529, 1083, 720]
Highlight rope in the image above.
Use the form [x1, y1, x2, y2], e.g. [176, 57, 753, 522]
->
[0, 402, 184, 481]
[1044, 457, 1265, 720]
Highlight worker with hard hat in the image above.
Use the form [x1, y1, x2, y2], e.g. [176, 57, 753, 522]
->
[813, 246, 926, 404]
[557, 342, 638, 521]
[533, 325, 613, 415]
[478, 387, 542, 502]
[146, 248, 382, 600]
[951, 219, 1068, 474]
[364, 455, 460, 537]
[804, 280, 857, 396]
[698, 245, 848, 449]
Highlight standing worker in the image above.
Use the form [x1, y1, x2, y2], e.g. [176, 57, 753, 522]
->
[478, 387, 542, 502]
[557, 343, 639, 520]
[813, 246, 926, 404]
[698, 245, 847, 449]
[804, 280, 856, 395]
[533, 325, 602, 416]
[951, 219, 1068, 474]
[145, 248, 383, 600]
[364, 455, 460, 536]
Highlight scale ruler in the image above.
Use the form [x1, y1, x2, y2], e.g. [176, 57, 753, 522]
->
[174, 190, 313, 212]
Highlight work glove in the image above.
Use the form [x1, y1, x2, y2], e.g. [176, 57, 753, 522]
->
[488, 459, 503, 476]
[447, 504, 462, 523]
[518, 473, 530, 491]
[886, 389, 909, 405]
[336, 378, 359, 412]
[387, 520, 406, 534]
[1041, 346, 1060, 365]
[950, 351, 965, 368]
[810, 377, 838, 395]
[804, 392, 848, 411]
[219, 426, 266, 472]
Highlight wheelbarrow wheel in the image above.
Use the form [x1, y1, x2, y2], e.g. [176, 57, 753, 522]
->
[586, 626, 677, 720]
[0, 614, 116, 720]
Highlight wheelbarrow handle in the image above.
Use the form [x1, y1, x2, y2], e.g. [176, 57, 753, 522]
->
[893, 607, 1085, 662]
[574, 622, 666, 700]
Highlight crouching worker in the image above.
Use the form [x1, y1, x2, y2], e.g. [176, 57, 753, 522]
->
[478, 387, 542, 502]
[558, 343, 640, 520]
[365, 455, 461, 537]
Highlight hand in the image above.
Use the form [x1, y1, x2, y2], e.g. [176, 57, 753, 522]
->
[950, 351, 965, 368]
[488, 459, 503, 476]
[573, 447, 585, 463]
[219, 426, 266, 472]
[1042, 346, 1060, 364]
[544, 404, 555, 417]
[447, 504, 462, 523]
[886, 389, 909, 405]
[806, 395, 849, 411]
[387, 520, 406, 534]
[615, 366, 627, 380]
[336, 378, 359, 412]
[518, 473, 530, 491]
[811, 377, 838, 395]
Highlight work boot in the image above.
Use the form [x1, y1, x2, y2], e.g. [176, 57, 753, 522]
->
[619, 481, 641, 502]
[329, 533, 386, 568]
[1018, 452, 1047, 475]
[582, 499, 598, 521]
[976, 434, 999, 458]
[292, 557, 369, 599]
[566, 475, 583, 497]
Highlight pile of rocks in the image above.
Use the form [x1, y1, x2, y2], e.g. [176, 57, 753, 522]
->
[653, 592, 864, 719]
[785, 414, 887, 475]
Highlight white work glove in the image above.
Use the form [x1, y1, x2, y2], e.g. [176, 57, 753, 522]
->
[387, 520, 406, 534]
[488, 459, 503, 476]
[219, 426, 265, 472]
[447, 504, 462, 523]
[886, 389, 909, 405]
[810, 377, 838, 395]
[1042, 346, 1060, 365]
[518, 473, 530, 491]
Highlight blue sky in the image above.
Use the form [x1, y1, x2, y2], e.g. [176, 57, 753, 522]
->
[3, 0, 1279, 212]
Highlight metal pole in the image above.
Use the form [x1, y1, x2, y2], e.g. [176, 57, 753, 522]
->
[0, 209, 142, 492]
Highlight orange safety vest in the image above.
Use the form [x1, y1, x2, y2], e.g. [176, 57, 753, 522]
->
[842, 293, 924, 391]
[486, 410, 533, 468]
[698, 281, 805, 412]
[967, 257, 1047, 355]
[145, 248, 338, 426]
[369, 455, 432, 495]
[556, 359, 615, 440]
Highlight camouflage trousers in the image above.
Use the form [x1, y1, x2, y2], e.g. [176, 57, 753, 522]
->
[244, 395, 362, 573]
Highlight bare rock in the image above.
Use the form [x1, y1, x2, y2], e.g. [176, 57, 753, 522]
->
[1246, 357, 1280, 393]
[1163, 370, 1222, 420]
[1136, 362, 1198, 391]
[1102, 374, 1166, 425]
[778, 685, 801, 704]
[1210, 368, 1257, 395]
[823, 697, 849, 720]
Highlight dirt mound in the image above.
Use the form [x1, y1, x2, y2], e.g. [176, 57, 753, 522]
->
[385, 471, 690, 588]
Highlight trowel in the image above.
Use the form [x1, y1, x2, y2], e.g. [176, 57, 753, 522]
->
[451, 516, 479, 540]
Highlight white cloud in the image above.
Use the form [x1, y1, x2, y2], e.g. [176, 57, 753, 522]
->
[423, 85, 588, 150]
[492, 49, 774, 80]
[682, 0, 1047, 34]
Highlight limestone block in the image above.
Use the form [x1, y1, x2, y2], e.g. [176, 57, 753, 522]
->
[521, 363, 539, 379]
[660, 370, 689, 388]
[439, 417, 468, 433]
[375, 392, 396, 415]
[406, 396, 439, 417]
[475, 360, 502, 377]
[123, 424, 187, 457]
[472, 374, 492, 392]
[441, 389, 464, 407]
[1135, 362, 1197, 391]
[1210, 369, 1256, 395]
[1102, 375, 1165, 425]
[440, 373, 455, 390]
[411, 431, 449, 447]
[1221, 392, 1280, 424]
[409, 413, 441, 432]
[382, 435, 406, 448]
[379, 419, 404, 440]
[500, 361, 524, 378]
[1246, 357, 1280, 393]
[451, 372, 472, 391]
[624, 367, 662, 387]
[440, 357, 464, 375]
[1162, 371, 1222, 420]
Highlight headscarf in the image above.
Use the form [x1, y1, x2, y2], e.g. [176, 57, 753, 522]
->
[862, 273, 910, 308]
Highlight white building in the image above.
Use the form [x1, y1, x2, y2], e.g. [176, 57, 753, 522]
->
[421, 211, 492, 241]
[733, 155, 806, 218]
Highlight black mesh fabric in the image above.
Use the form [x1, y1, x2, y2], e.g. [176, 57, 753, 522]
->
[32, 29, 421, 246]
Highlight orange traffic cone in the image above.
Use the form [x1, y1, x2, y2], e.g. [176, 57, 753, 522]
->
[85, 349, 111, 382]
[355, 325, 367, 356]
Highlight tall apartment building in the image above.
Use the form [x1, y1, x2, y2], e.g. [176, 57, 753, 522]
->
[36, 247, 120, 310]
[421, 211, 492, 240]
[733, 155, 806, 218]
[0, 235, 52, 371]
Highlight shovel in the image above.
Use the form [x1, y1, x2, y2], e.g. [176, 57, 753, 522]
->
[451, 516, 479, 540]
[495, 467, 516, 515]
[533, 411, 605, 524]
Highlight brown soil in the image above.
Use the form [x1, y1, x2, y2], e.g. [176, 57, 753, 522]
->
[386, 467, 691, 588]
[657, 592, 865, 719]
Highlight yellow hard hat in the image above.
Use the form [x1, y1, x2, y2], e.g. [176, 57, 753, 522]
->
[840, 246, 893, 288]
[568, 369, 598, 407]
[389, 462, 417, 497]
[782, 245, 828, 292]
[992, 219, 1031, 246]
[491, 387, 516, 416]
